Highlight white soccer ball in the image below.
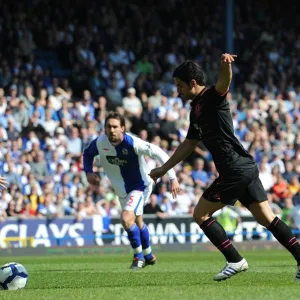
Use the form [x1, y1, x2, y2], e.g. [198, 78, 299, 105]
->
[0, 262, 28, 290]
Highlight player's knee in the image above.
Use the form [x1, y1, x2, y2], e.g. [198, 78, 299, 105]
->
[135, 216, 144, 229]
[121, 218, 135, 230]
[194, 214, 210, 225]
[121, 211, 136, 230]
[193, 209, 210, 225]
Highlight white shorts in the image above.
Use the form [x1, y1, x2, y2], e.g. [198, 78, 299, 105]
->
[119, 185, 153, 216]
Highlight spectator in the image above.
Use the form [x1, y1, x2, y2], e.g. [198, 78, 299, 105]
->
[191, 158, 210, 188]
[42, 110, 59, 136]
[272, 174, 290, 206]
[283, 161, 296, 184]
[144, 194, 168, 218]
[259, 162, 274, 192]
[122, 88, 143, 118]
[37, 193, 57, 219]
[148, 87, 164, 110]
[136, 55, 153, 74]
[289, 175, 300, 199]
[13, 100, 30, 129]
[106, 79, 123, 109]
[67, 127, 82, 158]
[213, 207, 241, 240]
[0, 0, 298, 222]
[3, 161, 21, 189]
[30, 151, 49, 183]
[6, 201, 19, 217]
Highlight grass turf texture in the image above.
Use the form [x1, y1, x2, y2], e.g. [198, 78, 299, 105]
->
[0, 250, 299, 300]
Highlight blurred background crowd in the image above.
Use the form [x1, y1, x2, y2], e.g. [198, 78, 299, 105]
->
[0, 0, 299, 232]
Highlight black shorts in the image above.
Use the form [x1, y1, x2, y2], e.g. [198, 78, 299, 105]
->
[202, 166, 267, 207]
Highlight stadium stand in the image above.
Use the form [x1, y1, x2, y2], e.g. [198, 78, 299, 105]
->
[0, 0, 299, 233]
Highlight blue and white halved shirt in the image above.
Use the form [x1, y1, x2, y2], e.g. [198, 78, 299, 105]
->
[83, 133, 176, 198]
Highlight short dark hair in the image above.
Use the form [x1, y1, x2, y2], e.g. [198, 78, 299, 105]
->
[105, 112, 126, 128]
[173, 60, 205, 86]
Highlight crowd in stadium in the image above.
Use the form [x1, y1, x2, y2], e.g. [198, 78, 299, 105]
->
[0, 0, 299, 230]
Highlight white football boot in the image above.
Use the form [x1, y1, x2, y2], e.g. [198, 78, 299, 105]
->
[213, 258, 249, 281]
[130, 257, 145, 270]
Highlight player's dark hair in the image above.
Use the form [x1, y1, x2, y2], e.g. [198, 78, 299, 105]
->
[105, 112, 126, 129]
[173, 60, 205, 86]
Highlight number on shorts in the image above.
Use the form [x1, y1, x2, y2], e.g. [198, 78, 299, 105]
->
[127, 195, 134, 206]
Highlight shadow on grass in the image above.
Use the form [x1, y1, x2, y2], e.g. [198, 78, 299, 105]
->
[27, 281, 218, 290]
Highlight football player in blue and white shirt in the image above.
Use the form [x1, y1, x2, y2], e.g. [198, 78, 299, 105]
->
[83, 112, 180, 269]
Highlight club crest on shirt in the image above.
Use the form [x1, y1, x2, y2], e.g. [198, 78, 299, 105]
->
[122, 148, 128, 155]
[195, 104, 201, 117]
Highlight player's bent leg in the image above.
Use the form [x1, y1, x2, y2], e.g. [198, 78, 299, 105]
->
[249, 201, 300, 281]
[248, 200, 275, 227]
[194, 197, 248, 281]
[135, 215, 144, 229]
[193, 196, 226, 225]
[121, 210, 136, 230]
[121, 210, 145, 270]
[136, 215, 156, 267]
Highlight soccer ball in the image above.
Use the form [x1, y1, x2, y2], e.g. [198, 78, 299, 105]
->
[0, 262, 28, 290]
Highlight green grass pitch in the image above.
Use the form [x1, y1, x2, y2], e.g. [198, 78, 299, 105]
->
[0, 250, 299, 300]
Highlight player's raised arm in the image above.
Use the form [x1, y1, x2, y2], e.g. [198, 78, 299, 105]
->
[83, 138, 100, 185]
[215, 53, 237, 95]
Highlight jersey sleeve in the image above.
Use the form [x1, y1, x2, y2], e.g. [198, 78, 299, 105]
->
[133, 136, 176, 181]
[211, 85, 228, 105]
[83, 138, 99, 173]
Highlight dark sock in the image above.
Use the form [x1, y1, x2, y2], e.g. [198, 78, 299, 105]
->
[200, 217, 243, 263]
[268, 217, 300, 265]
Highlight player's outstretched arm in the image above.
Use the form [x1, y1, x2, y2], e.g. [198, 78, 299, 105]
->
[215, 53, 236, 95]
[133, 137, 182, 198]
[149, 138, 198, 181]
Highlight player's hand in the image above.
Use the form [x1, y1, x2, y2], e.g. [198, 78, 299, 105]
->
[149, 166, 167, 183]
[221, 53, 237, 64]
[0, 176, 8, 189]
[86, 173, 100, 185]
[170, 179, 180, 199]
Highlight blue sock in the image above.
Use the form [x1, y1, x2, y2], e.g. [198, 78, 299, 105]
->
[126, 224, 143, 259]
[140, 224, 153, 261]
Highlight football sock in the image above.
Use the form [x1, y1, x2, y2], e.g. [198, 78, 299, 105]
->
[126, 223, 143, 259]
[200, 217, 243, 263]
[267, 217, 300, 265]
[140, 224, 153, 261]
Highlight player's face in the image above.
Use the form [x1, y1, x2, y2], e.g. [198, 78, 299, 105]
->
[174, 78, 195, 101]
[105, 118, 125, 145]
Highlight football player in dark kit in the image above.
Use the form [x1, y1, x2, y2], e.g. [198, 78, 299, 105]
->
[150, 54, 300, 281]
